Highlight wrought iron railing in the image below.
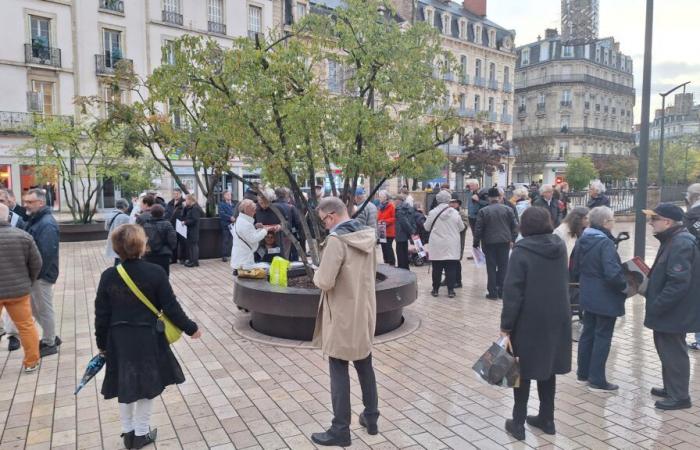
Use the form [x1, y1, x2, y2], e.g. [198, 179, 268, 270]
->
[99, 0, 124, 13]
[24, 44, 61, 68]
[515, 74, 635, 96]
[162, 10, 183, 25]
[208, 21, 226, 35]
[513, 127, 635, 142]
[0, 111, 73, 134]
[503, 82, 513, 93]
[95, 54, 133, 75]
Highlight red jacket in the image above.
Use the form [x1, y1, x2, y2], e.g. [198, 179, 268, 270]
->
[377, 202, 396, 238]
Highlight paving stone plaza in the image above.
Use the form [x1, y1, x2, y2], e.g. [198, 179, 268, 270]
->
[2, 223, 700, 450]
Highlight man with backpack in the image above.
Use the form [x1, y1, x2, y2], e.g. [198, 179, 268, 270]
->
[105, 199, 131, 266]
[143, 204, 177, 276]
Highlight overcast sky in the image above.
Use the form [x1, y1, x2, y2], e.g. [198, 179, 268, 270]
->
[487, 0, 700, 124]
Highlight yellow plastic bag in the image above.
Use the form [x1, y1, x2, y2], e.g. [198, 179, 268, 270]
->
[269, 256, 290, 287]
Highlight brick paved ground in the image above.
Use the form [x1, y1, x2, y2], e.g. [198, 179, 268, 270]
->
[1, 223, 699, 449]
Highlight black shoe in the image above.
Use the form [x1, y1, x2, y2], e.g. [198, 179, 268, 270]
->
[588, 382, 619, 392]
[40, 344, 58, 357]
[448, 290, 456, 298]
[222, 257, 229, 262]
[7, 336, 20, 352]
[454, 282, 463, 288]
[184, 261, 199, 267]
[485, 294, 498, 300]
[526, 415, 555, 435]
[651, 387, 668, 398]
[121, 431, 134, 449]
[655, 398, 691, 410]
[131, 429, 157, 449]
[505, 419, 525, 440]
[359, 413, 378, 435]
[310, 431, 351, 447]
[431, 290, 439, 297]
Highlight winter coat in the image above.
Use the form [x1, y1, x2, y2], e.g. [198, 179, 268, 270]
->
[165, 198, 184, 224]
[683, 203, 700, 242]
[135, 211, 152, 226]
[515, 199, 530, 220]
[424, 204, 465, 260]
[218, 200, 237, 230]
[94, 260, 198, 403]
[9, 210, 26, 229]
[571, 227, 628, 317]
[475, 202, 518, 245]
[12, 204, 28, 221]
[533, 197, 562, 227]
[553, 222, 578, 258]
[377, 201, 396, 238]
[143, 218, 177, 257]
[467, 190, 489, 218]
[501, 233, 572, 380]
[182, 203, 203, 243]
[587, 194, 611, 209]
[230, 213, 268, 270]
[313, 220, 377, 361]
[104, 209, 130, 259]
[394, 202, 416, 242]
[355, 201, 378, 238]
[457, 207, 470, 258]
[25, 206, 60, 284]
[0, 223, 42, 299]
[644, 226, 700, 333]
[413, 207, 428, 243]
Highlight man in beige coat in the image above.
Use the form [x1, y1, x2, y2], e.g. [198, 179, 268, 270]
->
[311, 197, 379, 447]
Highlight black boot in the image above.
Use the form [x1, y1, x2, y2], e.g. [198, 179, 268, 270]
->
[505, 419, 525, 440]
[131, 429, 157, 449]
[526, 415, 555, 434]
[359, 413, 378, 435]
[310, 431, 351, 447]
[121, 431, 134, 449]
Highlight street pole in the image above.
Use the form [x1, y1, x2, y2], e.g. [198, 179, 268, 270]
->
[634, 0, 654, 260]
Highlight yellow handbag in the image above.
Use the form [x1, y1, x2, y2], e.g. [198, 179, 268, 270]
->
[116, 264, 183, 344]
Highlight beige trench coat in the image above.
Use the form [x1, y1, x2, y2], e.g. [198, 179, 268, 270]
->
[312, 226, 377, 361]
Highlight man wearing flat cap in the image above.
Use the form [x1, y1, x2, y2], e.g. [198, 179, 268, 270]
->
[643, 203, 700, 410]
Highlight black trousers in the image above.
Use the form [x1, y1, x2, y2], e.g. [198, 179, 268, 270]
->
[329, 354, 379, 437]
[145, 254, 171, 276]
[380, 238, 396, 265]
[654, 331, 690, 401]
[513, 375, 556, 425]
[396, 241, 410, 270]
[221, 227, 232, 258]
[432, 260, 457, 291]
[468, 217, 480, 248]
[483, 242, 510, 297]
[175, 234, 187, 262]
[187, 240, 199, 265]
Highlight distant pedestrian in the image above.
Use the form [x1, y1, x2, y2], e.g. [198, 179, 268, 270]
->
[643, 204, 700, 410]
[354, 188, 378, 236]
[311, 197, 379, 447]
[181, 194, 203, 268]
[424, 190, 465, 298]
[95, 224, 201, 449]
[501, 207, 571, 441]
[394, 194, 416, 270]
[572, 206, 627, 392]
[466, 180, 488, 252]
[513, 187, 531, 221]
[553, 206, 589, 258]
[683, 183, 700, 349]
[376, 190, 396, 266]
[105, 199, 131, 266]
[475, 188, 518, 300]
[0, 189, 26, 229]
[218, 191, 237, 262]
[143, 205, 177, 276]
[135, 195, 155, 226]
[587, 180, 610, 209]
[0, 203, 41, 373]
[533, 184, 561, 227]
[399, 186, 414, 208]
[165, 189, 185, 264]
[5, 189, 61, 357]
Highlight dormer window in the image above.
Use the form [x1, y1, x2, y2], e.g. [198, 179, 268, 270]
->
[458, 19, 467, 39]
[488, 29, 496, 48]
[603, 49, 609, 64]
[620, 57, 626, 71]
[611, 52, 617, 67]
[562, 45, 574, 57]
[521, 48, 530, 66]
[424, 7, 434, 26]
[474, 23, 482, 44]
[595, 46, 601, 63]
[442, 13, 451, 35]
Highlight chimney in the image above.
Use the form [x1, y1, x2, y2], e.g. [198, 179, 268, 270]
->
[463, 0, 487, 17]
[545, 28, 558, 39]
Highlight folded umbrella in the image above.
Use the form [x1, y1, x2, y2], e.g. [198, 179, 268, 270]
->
[74, 353, 106, 395]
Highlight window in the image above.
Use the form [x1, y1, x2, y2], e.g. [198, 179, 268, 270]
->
[560, 116, 570, 130]
[327, 60, 341, 93]
[595, 46, 601, 63]
[562, 45, 574, 57]
[488, 97, 494, 112]
[162, 40, 176, 65]
[489, 29, 496, 48]
[612, 52, 617, 67]
[559, 141, 569, 157]
[296, 2, 307, 19]
[538, 92, 546, 104]
[164, 0, 181, 13]
[460, 55, 467, 78]
[208, 0, 224, 24]
[168, 98, 182, 128]
[502, 100, 508, 115]
[503, 66, 510, 85]
[424, 7, 434, 25]
[475, 59, 482, 79]
[30, 15, 51, 48]
[562, 90, 571, 104]
[474, 24, 482, 44]
[103, 29, 122, 68]
[603, 49, 609, 65]
[458, 19, 467, 39]
[459, 94, 466, 110]
[519, 96, 526, 108]
[248, 5, 262, 36]
[489, 62, 496, 81]
[31, 80, 54, 114]
[442, 13, 450, 35]
[521, 48, 530, 66]
[474, 95, 481, 112]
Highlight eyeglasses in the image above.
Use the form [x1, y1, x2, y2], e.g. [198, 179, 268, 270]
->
[320, 211, 335, 224]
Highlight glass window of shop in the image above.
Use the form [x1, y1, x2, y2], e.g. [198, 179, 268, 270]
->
[0, 165, 11, 189]
[20, 165, 59, 209]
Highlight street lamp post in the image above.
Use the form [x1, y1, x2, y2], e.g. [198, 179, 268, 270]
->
[657, 81, 691, 189]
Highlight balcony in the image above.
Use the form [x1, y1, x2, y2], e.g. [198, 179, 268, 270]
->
[584, 101, 590, 110]
[560, 100, 572, 108]
[514, 74, 636, 97]
[537, 103, 546, 112]
[488, 111, 498, 122]
[162, 10, 183, 25]
[0, 111, 73, 134]
[24, 44, 61, 68]
[513, 127, 635, 142]
[501, 113, 513, 124]
[503, 82, 513, 93]
[99, 0, 124, 14]
[488, 79, 499, 90]
[458, 108, 475, 118]
[248, 30, 262, 41]
[517, 105, 527, 117]
[95, 54, 133, 76]
[208, 21, 226, 35]
[444, 72, 454, 82]
[474, 76, 486, 88]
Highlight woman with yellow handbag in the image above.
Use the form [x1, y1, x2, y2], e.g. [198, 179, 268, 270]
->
[95, 224, 202, 449]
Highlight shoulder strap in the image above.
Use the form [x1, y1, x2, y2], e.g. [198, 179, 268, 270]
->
[116, 264, 162, 318]
[109, 212, 124, 228]
[432, 206, 449, 225]
[234, 223, 253, 250]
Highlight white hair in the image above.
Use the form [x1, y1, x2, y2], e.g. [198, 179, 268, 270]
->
[588, 206, 613, 228]
[261, 187, 276, 202]
[514, 187, 529, 199]
[589, 180, 606, 194]
[436, 190, 452, 204]
[539, 184, 554, 194]
[377, 190, 390, 201]
[0, 203, 8, 223]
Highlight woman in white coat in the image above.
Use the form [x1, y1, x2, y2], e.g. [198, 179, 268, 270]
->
[230, 199, 277, 271]
[424, 190, 465, 298]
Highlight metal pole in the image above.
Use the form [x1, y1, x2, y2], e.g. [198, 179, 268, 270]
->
[634, 0, 654, 260]
[658, 95, 666, 187]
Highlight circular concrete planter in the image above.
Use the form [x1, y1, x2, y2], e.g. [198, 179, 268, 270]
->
[233, 264, 417, 341]
[59, 222, 108, 242]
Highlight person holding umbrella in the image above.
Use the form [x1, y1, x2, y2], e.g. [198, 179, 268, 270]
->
[94, 224, 202, 449]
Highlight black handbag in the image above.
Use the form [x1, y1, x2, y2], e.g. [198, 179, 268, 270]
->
[472, 337, 520, 388]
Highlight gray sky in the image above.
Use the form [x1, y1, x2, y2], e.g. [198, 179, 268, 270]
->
[487, 0, 700, 124]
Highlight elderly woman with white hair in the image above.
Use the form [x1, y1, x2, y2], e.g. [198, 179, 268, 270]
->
[587, 180, 610, 209]
[376, 190, 397, 266]
[513, 187, 531, 220]
[424, 190, 466, 298]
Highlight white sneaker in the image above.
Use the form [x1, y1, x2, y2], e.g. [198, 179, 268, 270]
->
[24, 362, 40, 374]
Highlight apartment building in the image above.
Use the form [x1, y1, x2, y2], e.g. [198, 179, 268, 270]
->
[0, 0, 275, 210]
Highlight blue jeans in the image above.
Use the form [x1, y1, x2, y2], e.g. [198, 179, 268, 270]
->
[577, 311, 616, 386]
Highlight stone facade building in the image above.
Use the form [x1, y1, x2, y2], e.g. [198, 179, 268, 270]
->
[650, 93, 700, 140]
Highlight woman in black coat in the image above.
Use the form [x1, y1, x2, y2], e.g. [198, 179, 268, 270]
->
[181, 194, 203, 267]
[500, 207, 571, 441]
[95, 224, 202, 449]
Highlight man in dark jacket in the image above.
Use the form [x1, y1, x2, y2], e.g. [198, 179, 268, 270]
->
[533, 184, 561, 227]
[0, 189, 26, 229]
[394, 194, 416, 270]
[683, 183, 700, 349]
[466, 180, 488, 251]
[143, 204, 177, 276]
[572, 206, 627, 392]
[181, 194, 203, 267]
[218, 191, 237, 262]
[475, 188, 518, 299]
[643, 203, 700, 410]
[587, 180, 611, 209]
[4, 189, 28, 221]
[135, 194, 155, 226]
[6, 189, 61, 356]
[166, 190, 186, 264]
